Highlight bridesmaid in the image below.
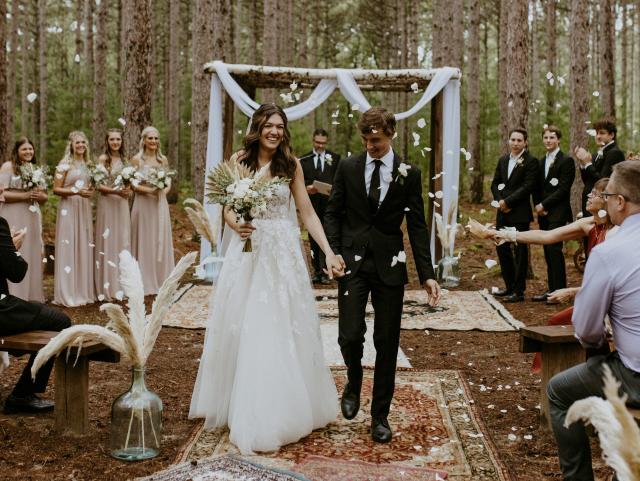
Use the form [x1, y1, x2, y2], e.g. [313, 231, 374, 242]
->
[130, 126, 175, 295]
[53, 131, 96, 306]
[95, 129, 132, 301]
[0, 137, 47, 301]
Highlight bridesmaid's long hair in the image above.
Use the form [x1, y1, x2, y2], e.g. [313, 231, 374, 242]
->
[11, 136, 37, 172]
[60, 130, 92, 166]
[102, 128, 126, 170]
[239, 104, 297, 179]
[135, 126, 167, 165]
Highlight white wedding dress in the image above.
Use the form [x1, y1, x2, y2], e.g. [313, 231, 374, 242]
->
[189, 181, 338, 455]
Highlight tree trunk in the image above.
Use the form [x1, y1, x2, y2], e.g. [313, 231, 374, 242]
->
[123, 0, 152, 155]
[262, 0, 278, 101]
[530, 0, 539, 123]
[506, 0, 530, 132]
[92, 0, 107, 153]
[168, 0, 181, 198]
[621, 0, 629, 126]
[498, 0, 509, 151]
[0, 0, 8, 163]
[432, 0, 462, 68]
[37, 0, 47, 158]
[570, 0, 590, 217]
[7, 0, 20, 142]
[545, 0, 557, 120]
[599, 0, 615, 117]
[20, 0, 31, 137]
[468, 0, 483, 203]
[296, 0, 307, 67]
[83, 0, 94, 121]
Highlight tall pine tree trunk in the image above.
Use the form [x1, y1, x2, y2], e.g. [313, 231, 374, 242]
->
[545, 0, 557, 120]
[570, 0, 590, 216]
[123, 0, 152, 155]
[0, 0, 8, 164]
[7, 0, 20, 143]
[20, 0, 31, 137]
[262, 0, 278, 101]
[468, 0, 483, 203]
[621, 0, 629, 127]
[168, 0, 181, 192]
[498, 0, 509, 150]
[599, 0, 615, 117]
[93, 0, 107, 153]
[37, 0, 47, 158]
[506, 0, 530, 131]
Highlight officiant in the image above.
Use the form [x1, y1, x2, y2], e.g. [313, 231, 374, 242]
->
[300, 128, 341, 284]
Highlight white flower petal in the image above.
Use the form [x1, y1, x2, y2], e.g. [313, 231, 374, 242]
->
[354, 255, 362, 261]
[498, 183, 505, 191]
[61, 209, 68, 216]
[484, 259, 497, 269]
[549, 178, 559, 186]
[102, 228, 110, 239]
[64, 265, 71, 274]
[115, 290, 124, 301]
[417, 118, 426, 128]
[598, 209, 607, 219]
[28, 204, 38, 213]
[97, 294, 105, 301]
[491, 200, 500, 208]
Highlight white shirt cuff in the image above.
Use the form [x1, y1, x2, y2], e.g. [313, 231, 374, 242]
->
[581, 162, 592, 170]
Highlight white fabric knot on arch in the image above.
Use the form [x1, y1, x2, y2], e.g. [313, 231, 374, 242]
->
[201, 61, 461, 280]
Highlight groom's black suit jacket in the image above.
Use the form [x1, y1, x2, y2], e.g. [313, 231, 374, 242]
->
[324, 151, 435, 286]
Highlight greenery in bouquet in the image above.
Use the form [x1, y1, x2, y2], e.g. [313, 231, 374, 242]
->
[87, 162, 110, 187]
[17, 163, 51, 190]
[145, 166, 176, 190]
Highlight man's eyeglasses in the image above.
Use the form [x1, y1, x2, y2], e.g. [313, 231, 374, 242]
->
[600, 191, 628, 201]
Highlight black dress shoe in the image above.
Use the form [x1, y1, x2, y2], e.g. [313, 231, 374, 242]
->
[340, 384, 360, 420]
[371, 418, 392, 443]
[532, 292, 549, 302]
[320, 275, 331, 285]
[504, 293, 525, 303]
[3, 394, 54, 414]
[311, 274, 321, 284]
[493, 289, 513, 297]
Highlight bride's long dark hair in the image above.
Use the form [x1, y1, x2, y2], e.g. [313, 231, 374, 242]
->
[238, 104, 297, 180]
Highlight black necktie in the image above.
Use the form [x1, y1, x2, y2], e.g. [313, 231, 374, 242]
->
[368, 159, 382, 212]
[315, 155, 323, 174]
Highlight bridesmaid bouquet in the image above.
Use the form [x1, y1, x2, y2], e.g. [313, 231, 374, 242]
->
[113, 165, 142, 189]
[205, 158, 289, 252]
[145, 167, 176, 190]
[17, 163, 51, 190]
[87, 162, 110, 187]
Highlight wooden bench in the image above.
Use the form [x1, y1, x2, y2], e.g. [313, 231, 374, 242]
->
[1, 330, 120, 435]
[520, 325, 586, 429]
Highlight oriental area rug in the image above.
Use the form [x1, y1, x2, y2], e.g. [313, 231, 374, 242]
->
[164, 286, 522, 332]
[174, 369, 511, 481]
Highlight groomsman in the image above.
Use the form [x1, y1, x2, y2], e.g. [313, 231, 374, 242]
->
[574, 118, 625, 216]
[300, 129, 341, 284]
[490, 128, 538, 303]
[532, 126, 575, 302]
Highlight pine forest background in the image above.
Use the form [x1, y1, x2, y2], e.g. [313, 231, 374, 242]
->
[0, 0, 632, 203]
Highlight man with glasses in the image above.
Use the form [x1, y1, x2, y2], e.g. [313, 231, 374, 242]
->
[547, 161, 640, 480]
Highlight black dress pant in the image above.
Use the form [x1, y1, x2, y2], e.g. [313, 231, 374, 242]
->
[310, 201, 327, 277]
[538, 217, 567, 293]
[337, 251, 404, 419]
[496, 221, 530, 295]
[0, 303, 71, 396]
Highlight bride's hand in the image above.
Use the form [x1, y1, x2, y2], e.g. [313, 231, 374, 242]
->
[235, 222, 255, 240]
[324, 253, 346, 279]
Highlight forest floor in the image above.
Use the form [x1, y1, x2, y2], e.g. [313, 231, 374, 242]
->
[0, 198, 614, 481]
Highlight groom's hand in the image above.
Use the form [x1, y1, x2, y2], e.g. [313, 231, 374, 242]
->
[423, 279, 441, 307]
[324, 254, 346, 279]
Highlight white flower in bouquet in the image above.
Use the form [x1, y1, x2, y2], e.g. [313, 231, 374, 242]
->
[87, 162, 110, 187]
[146, 167, 176, 190]
[113, 165, 139, 189]
[19, 163, 51, 190]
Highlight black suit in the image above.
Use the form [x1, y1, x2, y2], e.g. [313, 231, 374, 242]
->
[300, 150, 341, 277]
[533, 150, 575, 292]
[490, 152, 537, 295]
[0, 216, 70, 397]
[580, 141, 625, 215]
[324, 151, 435, 419]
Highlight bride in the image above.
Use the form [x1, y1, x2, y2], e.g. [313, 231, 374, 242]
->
[189, 104, 344, 455]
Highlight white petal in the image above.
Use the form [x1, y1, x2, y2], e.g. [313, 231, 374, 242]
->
[74, 53, 81, 63]
[115, 290, 124, 301]
[61, 209, 68, 216]
[102, 228, 110, 239]
[498, 183, 505, 191]
[28, 204, 38, 213]
[592, 90, 600, 97]
[97, 294, 105, 301]
[598, 209, 607, 219]
[491, 200, 500, 208]
[354, 255, 362, 261]
[484, 259, 497, 269]
[103, 282, 110, 289]
[117, 117, 126, 126]
[508, 434, 517, 441]
[435, 190, 443, 199]
[479, 208, 486, 214]
[64, 265, 71, 274]
[549, 178, 559, 186]
[417, 118, 426, 128]
[344, 290, 349, 296]
[107, 261, 117, 268]
[26, 92, 38, 103]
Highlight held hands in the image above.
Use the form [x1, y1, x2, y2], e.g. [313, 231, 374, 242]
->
[324, 253, 346, 280]
[498, 199, 511, 213]
[10, 227, 26, 250]
[535, 203, 548, 217]
[29, 189, 47, 203]
[423, 279, 441, 307]
[306, 185, 318, 195]
[117, 187, 132, 199]
[79, 188, 94, 198]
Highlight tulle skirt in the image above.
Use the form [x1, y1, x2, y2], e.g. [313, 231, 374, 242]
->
[189, 218, 338, 454]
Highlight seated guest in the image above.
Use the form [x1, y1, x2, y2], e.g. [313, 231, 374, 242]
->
[0, 208, 71, 413]
[299, 128, 341, 284]
[547, 161, 640, 480]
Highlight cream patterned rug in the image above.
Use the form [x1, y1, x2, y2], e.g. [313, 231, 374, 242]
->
[164, 286, 522, 332]
[176, 369, 511, 481]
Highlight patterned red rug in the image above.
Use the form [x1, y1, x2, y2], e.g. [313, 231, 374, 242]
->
[176, 369, 511, 481]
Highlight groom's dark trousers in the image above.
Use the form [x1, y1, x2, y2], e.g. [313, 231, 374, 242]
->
[325, 151, 435, 420]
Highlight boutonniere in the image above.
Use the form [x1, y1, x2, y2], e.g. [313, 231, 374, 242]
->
[324, 153, 333, 166]
[395, 162, 411, 184]
[515, 157, 524, 166]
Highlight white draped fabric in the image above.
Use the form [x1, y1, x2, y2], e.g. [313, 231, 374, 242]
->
[200, 62, 461, 279]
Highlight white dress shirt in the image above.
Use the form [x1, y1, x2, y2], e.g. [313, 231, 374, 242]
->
[507, 151, 524, 178]
[313, 149, 325, 172]
[545, 147, 559, 178]
[582, 140, 614, 170]
[365, 149, 394, 205]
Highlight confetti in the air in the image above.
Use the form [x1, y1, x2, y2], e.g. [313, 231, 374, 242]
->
[549, 178, 559, 186]
[26, 92, 38, 103]
[484, 259, 498, 269]
[598, 209, 607, 219]
[417, 118, 426, 128]
[64, 266, 71, 274]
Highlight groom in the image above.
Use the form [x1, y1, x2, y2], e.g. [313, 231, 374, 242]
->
[324, 107, 441, 443]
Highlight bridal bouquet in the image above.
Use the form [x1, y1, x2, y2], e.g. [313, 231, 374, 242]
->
[87, 162, 110, 187]
[145, 167, 176, 190]
[113, 165, 142, 189]
[17, 163, 50, 190]
[206, 158, 289, 251]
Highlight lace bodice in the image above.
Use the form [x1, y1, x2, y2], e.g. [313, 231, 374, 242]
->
[253, 183, 294, 221]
